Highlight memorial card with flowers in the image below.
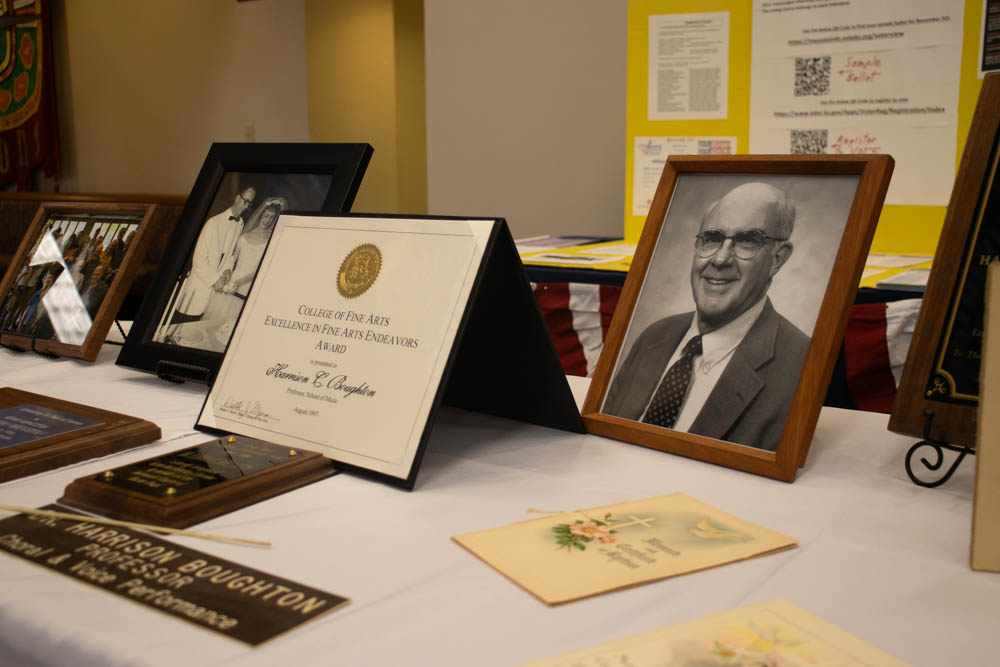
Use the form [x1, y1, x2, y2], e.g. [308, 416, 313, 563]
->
[523, 599, 909, 666]
[452, 493, 796, 605]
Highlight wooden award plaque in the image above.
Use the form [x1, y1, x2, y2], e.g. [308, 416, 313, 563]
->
[0, 387, 161, 483]
[59, 435, 336, 528]
[889, 74, 1000, 447]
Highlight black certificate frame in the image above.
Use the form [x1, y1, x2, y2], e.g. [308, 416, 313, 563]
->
[116, 142, 372, 383]
[195, 213, 584, 490]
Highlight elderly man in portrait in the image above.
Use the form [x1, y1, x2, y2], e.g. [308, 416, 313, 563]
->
[603, 182, 810, 452]
[169, 186, 256, 327]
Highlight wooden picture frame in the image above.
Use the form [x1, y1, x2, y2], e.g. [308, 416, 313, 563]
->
[0, 201, 158, 361]
[888, 73, 1000, 447]
[582, 155, 894, 482]
[116, 142, 372, 383]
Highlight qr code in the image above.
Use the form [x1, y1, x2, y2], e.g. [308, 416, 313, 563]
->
[696, 140, 733, 155]
[790, 129, 828, 154]
[794, 56, 831, 96]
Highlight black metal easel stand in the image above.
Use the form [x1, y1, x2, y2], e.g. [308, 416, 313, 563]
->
[105, 319, 128, 346]
[904, 409, 976, 488]
[155, 359, 211, 385]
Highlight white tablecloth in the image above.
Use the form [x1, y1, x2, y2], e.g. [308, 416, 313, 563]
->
[0, 343, 996, 666]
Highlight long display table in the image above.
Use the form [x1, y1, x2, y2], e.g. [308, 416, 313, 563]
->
[0, 343, 996, 666]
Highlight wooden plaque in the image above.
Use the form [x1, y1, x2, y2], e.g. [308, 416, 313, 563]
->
[59, 435, 335, 528]
[0, 387, 160, 483]
[889, 73, 1000, 446]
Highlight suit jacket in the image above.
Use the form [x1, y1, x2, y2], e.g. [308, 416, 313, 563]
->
[603, 299, 810, 452]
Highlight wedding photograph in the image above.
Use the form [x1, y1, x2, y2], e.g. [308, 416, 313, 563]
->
[150, 171, 332, 353]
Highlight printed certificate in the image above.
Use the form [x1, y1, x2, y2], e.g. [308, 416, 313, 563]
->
[198, 215, 494, 484]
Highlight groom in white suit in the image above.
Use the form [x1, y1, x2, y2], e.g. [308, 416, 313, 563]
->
[172, 187, 256, 323]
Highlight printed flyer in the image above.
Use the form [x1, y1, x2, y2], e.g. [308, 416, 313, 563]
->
[749, 0, 964, 205]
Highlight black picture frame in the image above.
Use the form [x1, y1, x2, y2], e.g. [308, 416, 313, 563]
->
[116, 142, 372, 382]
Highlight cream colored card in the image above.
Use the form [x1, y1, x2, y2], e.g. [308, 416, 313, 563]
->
[523, 599, 910, 666]
[972, 262, 1000, 571]
[453, 493, 796, 605]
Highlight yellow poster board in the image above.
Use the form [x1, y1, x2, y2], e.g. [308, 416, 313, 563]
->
[626, 0, 986, 254]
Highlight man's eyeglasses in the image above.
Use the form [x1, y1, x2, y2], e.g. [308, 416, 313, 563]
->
[694, 229, 787, 260]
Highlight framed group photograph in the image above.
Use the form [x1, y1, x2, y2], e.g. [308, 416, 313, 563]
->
[889, 73, 1000, 448]
[582, 155, 894, 482]
[0, 202, 158, 361]
[116, 142, 373, 382]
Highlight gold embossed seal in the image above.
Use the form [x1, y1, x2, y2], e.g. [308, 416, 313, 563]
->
[337, 243, 382, 298]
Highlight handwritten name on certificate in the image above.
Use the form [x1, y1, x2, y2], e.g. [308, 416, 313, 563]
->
[198, 216, 493, 481]
[453, 493, 796, 605]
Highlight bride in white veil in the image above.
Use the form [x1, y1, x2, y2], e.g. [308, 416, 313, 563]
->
[202, 195, 287, 345]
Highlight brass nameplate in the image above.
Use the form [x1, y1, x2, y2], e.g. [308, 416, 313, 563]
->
[100, 438, 304, 499]
[60, 435, 335, 528]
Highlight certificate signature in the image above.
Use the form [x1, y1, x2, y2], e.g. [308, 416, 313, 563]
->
[219, 397, 277, 424]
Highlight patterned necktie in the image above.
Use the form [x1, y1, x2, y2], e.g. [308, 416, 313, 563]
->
[641, 335, 702, 429]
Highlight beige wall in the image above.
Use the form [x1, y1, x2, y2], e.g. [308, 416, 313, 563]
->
[392, 0, 427, 215]
[424, 0, 626, 238]
[304, 0, 426, 214]
[53, 0, 310, 194]
[48, 0, 623, 235]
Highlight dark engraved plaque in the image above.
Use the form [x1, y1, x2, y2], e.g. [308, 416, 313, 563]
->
[0, 505, 349, 645]
[0, 388, 160, 483]
[59, 435, 336, 528]
[104, 438, 303, 498]
[924, 131, 1000, 404]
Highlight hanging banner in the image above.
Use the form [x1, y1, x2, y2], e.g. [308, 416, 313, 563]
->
[0, 0, 59, 189]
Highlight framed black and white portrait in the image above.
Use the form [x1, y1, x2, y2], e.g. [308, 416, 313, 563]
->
[117, 143, 372, 382]
[583, 155, 894, 482]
